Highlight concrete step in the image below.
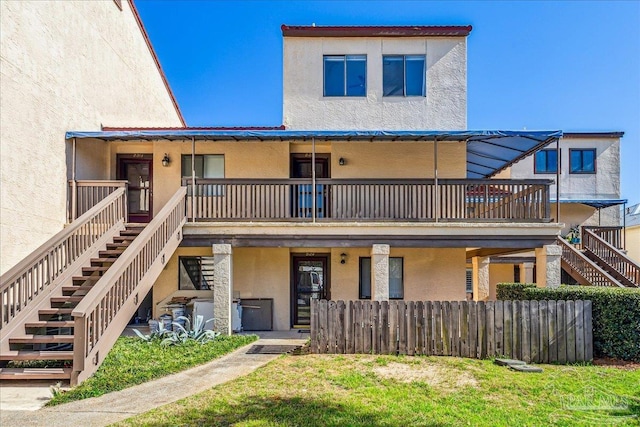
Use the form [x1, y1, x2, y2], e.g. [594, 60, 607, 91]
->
[0, 367, 72, 380]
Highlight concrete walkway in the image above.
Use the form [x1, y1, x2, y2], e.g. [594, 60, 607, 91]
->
[0, 332, 308, 427]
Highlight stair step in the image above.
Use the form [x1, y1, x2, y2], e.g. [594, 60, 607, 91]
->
[82, 266, 110, 273]
[39, 308, 74, 315]
[99, 249, 124, 257]
[91, 257, 117, 265]
[0, 367, 72, 380]
[106, 243, 131, 250]
[0, 351, 74, 361]
[50, 296, 83, 304]
[62, 285, 94, 294]
[113, 236, 136, 242]
[9, 335, 75, 344]
[72, 276, 101, 283]
[25, 321, 74, 328]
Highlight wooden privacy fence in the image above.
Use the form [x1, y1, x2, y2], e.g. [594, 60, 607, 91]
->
[311, 300, 593, 363]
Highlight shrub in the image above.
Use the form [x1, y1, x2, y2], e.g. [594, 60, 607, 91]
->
[496, 283, 640, 361]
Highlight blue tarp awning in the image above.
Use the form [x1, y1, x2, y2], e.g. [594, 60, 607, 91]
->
[65, 129, 562, 179]
[556, 199, 627, 209]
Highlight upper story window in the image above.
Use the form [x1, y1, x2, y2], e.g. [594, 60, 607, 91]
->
[569, 149, 596, 174]
[383, 55, 426, 97]
[181, 154, 224, 178]
[534, 149, 558, 174]
[323, 55, 366, 97]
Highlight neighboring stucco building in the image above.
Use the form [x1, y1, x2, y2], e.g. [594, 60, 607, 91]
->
[0, 0, 184, 274]
[625, 203, 640, 263]
[510, 132, 624, 236]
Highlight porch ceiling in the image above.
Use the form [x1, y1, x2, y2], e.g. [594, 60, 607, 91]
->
[65, 129, 562, 179]
[180, 221, 561, 249]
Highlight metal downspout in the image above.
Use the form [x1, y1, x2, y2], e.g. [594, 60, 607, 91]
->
[434, 137, 439, 223]
[556, 139, 560, 224]
[191, 137, 196, 222]
[312, 137, 316, 223]
[71, 137, 77, 222]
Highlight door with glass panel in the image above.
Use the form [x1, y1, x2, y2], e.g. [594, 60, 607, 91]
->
[117, 155, 153, 223]
[292, 256, 329, 327]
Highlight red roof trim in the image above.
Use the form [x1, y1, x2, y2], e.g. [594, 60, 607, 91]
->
[101, 125, 286, 131]
[128, 0, 186, 126]
[562, 132, 624, 139]
[281, 25, 472, 38]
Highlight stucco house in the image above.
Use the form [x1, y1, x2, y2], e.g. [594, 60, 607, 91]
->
[624, 203, 640, 263]
[0, 0, 184, 275]
[1, 22, 636, 384]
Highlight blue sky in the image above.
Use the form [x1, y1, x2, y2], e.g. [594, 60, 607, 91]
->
[136, 0, 640, 203]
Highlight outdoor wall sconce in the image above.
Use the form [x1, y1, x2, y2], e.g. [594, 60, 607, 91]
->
[339, 157, 346, 166]
[162, 153, 171, 167]
[340, 253, 347, 264]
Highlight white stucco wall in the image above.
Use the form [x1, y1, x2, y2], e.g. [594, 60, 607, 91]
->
[283, 36, 467, 130]
[509, 135, 621, 227]
[0, 0, 183, 274]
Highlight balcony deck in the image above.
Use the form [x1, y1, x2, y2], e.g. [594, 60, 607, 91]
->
[183, 178, 553, 223]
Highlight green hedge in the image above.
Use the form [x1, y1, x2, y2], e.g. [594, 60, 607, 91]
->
[496, 283, 640, 361]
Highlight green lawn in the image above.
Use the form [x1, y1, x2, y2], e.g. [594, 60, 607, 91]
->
[117, 354, 639, 426]
[48, 334, 257, 406]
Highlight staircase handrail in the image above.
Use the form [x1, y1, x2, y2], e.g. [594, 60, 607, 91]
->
[582, 228, 640, 287]
[0, 188, 127, 329]
[557, 237, 624, 287]
[71, 187, 187, 384]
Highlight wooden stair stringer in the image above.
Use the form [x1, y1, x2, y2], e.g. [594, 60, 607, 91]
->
[0, 221, 125, 355]
[71, 221, 183, 385]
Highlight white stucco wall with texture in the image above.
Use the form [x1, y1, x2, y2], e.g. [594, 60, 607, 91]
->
[509, 135, 621, 228]
[283, 36, 467, 130]
[0, 0, 183, 274]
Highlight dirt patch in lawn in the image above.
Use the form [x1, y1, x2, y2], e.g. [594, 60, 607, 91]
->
[373, 361, 478, 392]
[593, 357, 640, 370]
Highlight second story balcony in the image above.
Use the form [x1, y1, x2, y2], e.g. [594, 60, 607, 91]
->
[182, 178, 552, 223]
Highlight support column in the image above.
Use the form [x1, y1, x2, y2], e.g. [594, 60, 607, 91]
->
[522, 262, 535, 284]
[472, 256, 490, 301]
[212, 244, 232, 335]
[371, 244, 390, 301]
[535, 244, 562, 288]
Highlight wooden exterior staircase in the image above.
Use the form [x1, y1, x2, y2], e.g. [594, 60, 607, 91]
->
[559, 226, 639, 288]
[0, 187, 187, 384]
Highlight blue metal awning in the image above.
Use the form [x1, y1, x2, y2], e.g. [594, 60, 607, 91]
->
[65, 129, 562, 179]
[556, 199, 627, 209]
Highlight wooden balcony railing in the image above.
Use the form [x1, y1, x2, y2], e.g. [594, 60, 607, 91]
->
[582, 226, 624, 250]
[68, 180, 128, 222]
[71, 187, 187, 385]
[1, 188, 127, 330]
[582, 228, 639, 287]
[183, 178, 552, 223]
[557, 237, 623, 287]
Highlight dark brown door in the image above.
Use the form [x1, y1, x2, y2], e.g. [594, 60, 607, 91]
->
[117, 155, 153, 223]
[292, 255, 329, 327]
[290, 155, 330, 218]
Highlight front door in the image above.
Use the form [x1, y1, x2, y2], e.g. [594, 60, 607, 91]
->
[290, 154, 330, 218]
[292, 255, 329, 327]
[117, 155, 153, 223]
